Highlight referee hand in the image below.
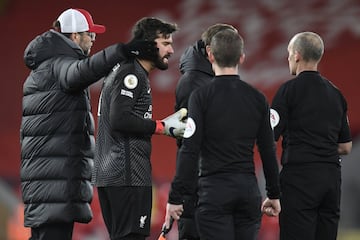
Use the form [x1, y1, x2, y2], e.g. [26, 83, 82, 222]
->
[165, 202, 183, 226]
[261, 197, 281, 217]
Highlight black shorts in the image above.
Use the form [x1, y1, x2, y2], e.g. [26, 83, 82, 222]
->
[279, 163, 341, 240]
[97, 186, 152, 239]
[196, 173, 262, 240]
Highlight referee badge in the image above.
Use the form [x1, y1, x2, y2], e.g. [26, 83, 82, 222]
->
[183, 117, 196, 138]
[270, 108, 280, 129]
[123, 74, 138, 89]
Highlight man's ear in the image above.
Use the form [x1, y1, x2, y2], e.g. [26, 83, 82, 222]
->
[206, 45, 211, 57]
[239, 53, 245, 64]
[70, 33, 78, 41]
[207, 48, 215, 64]
[294, 50, 301, 63]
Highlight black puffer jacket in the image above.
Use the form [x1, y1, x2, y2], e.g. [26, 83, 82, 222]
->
[20, 30, 124, 227]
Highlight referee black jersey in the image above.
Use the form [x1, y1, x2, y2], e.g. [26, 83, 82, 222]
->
[271, 71, 352, 166]
[169, 75, 280, 203]
[92, 60, 156, 187]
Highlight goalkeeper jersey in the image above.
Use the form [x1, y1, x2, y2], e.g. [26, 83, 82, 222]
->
[92, 60, 156, 187]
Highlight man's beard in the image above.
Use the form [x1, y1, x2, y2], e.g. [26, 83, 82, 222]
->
[154, 55, 169, 70]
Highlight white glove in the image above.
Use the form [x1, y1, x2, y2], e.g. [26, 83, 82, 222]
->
[162, 108, 187, 138]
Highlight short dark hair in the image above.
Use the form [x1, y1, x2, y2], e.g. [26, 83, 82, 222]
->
[201, 23, 237, 46]
[131, 17, 178, 41]
[210, 29, 244, 67]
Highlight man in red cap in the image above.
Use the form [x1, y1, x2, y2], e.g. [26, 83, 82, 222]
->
[54, 8, 105, 56]
[20, 8, 159, 240]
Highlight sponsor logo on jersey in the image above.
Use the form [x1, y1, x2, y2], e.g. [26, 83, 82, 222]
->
[144, 105, 153, 119]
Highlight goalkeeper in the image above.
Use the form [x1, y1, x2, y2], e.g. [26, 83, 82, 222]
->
[92, 17, 185, 240]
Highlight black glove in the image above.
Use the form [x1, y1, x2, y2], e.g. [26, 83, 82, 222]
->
[123, 39, 158, 60]
[197, 39, 206, 56]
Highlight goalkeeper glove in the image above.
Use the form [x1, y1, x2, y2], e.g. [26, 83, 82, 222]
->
[155, 108, 187, 138]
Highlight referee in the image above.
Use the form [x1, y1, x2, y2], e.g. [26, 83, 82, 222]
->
[165, 29, 281, 239]
[271, 32, 352, 240]
[174, 23, 238, 240]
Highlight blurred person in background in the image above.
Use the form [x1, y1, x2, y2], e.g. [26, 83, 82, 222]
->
[271, 31, 352, 240]
[20, 8, 157, 240]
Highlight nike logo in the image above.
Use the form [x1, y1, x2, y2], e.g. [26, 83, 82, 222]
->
[131, 50, 140, 55]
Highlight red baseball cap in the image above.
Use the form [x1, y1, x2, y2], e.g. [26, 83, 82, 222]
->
[57, 8, 106, 34]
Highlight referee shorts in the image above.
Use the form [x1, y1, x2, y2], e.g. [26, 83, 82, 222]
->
[279, 163, 341, 240]
[196, 173, 262, 240]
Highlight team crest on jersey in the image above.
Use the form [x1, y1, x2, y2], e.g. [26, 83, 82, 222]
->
[124, 74, 138, 89]
[183, 117, 196, 138]
[139, 215, 147, 228]
[270, 108, 280, 129]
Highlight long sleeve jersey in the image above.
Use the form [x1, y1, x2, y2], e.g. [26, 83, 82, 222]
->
[271, 71, 352, 165]
[169, 75, 280, 204]
[92, 60, 156, 187]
